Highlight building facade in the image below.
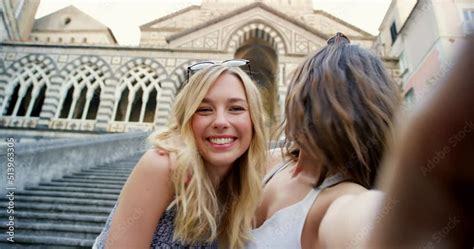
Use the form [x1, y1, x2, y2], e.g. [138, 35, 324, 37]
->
[0, 0, 40, 42]
[0, 0, 381, 139]
[374, 0, 474, 106]
[29, 5, 117, 45]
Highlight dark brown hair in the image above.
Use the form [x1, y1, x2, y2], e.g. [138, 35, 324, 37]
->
[281, 39, 401, 188]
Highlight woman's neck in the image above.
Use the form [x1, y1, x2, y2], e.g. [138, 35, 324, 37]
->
[204, 163, 231, 189]
[293, 150, 322, 179]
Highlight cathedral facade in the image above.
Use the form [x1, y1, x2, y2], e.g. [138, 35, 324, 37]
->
[0, 0, 383, 138]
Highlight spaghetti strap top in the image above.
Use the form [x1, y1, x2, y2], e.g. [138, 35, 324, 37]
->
[248, 172, 347, 249]
[262, 160, 293, 185]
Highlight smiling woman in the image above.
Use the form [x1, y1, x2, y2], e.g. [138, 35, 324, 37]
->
[191, 73, 253, 182]
[93, 63, 267, 249]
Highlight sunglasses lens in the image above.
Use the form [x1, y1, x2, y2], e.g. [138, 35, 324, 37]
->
[222, 59, 248, 67]
[189, 62, 214, 71]
[186, 59, 252, 85]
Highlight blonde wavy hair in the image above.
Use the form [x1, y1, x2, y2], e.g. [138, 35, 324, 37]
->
[148, 65, 267, 248]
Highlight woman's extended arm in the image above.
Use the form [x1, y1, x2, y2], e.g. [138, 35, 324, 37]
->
[319, 37, 474, 248]
[105, 149, 175, 248]
[368, 36, 474, 249]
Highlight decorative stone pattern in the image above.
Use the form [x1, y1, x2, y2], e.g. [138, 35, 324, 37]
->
[0, 46, 220, 133]
[177, 30, 220, 50]
[0, 54, 57, 129]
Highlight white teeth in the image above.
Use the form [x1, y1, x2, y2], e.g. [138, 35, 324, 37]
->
[209, 138, 234, 144]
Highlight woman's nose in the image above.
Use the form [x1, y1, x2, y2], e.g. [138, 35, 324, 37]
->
[212, 110, 229, 129]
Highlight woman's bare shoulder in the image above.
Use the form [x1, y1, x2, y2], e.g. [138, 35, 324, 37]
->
[117, 149, 175, 208]
[318, 190, 385, 248]
[106, 149, 175, 247]
[139, 149, 173, 171]
[120, 149, 175, 202]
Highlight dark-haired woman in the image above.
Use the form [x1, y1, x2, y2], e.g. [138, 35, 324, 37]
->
[248, 32, 401, 249]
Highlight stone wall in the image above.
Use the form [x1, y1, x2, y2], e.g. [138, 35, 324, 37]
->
[0, 131, 150, 196]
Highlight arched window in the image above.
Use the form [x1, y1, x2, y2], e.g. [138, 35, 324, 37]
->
[1, 62, 50, 117]
[56, 63, 103, 120]
[113, 65, 161, 123]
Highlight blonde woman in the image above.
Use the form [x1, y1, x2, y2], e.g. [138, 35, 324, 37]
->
[93, 61, 267, 249]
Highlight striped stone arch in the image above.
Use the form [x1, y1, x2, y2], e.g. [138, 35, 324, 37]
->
[112, 58, 168, 124]
[151, 59, 203, 127]
[226, 22, 287, 55]
[5, 53, 58, 77]
[55, 56, 112, 121]
[1, 54, 57, 121]
[114, 58, 167, 82]
[59, 56, 112, 84]
[170, 59, 201, 90]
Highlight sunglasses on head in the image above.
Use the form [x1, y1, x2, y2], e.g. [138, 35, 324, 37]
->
[186, 59, 252, 83]
[327, 32, 350, 45]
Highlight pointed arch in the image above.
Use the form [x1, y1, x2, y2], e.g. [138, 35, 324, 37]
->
[56, 56, 112, 121]
[225, 21, 287, 55]
[113, 58, 167, 123]
[1, 54, 57, 118]
[170, 59, 201, 91]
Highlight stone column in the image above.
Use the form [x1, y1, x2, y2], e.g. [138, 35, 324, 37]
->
[95, 78, 117, 132]
[38, 75, 63, 128]
[154, 80, 175, 128]
[0, 74, 9, 113]
[277, 63, 287, 122]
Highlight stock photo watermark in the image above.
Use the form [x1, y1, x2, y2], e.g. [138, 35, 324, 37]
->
[107, 206, 145, 245]
[345, 196, 399, 248]
[419, 216, 460, 249]
[417, 61, 454, 99]
[5, 138, 16, 243]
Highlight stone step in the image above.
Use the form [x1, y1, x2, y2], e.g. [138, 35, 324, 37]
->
[39, 181, 123, 190]
[51, 178, 125, 185]
[1, 222, 102, 240]
[0, 215, 106, 227]
[78, 169, 132, 176]
[90, 169, 133, 175]
[70, 172, 130, 179]
[0, 195, 116, 207]
[94, 166, 134, 171]
[16, 190, 119, 200]
[0, 153, 142, 247]
[94, 165, 135, 170]
[0, 234, 94, 248]
[62, 175, 128, 181]
[80, 167, 132, 173]
[96, 162, 137, 168]
[26, 186, 122, 195]
[0, 210, 107, 223]
[0, 202, 113, 215]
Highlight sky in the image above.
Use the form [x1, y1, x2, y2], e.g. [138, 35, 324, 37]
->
[35, 0, 392, 46]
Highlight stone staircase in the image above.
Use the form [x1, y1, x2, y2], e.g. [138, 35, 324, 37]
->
[0, 154, 142, 248]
